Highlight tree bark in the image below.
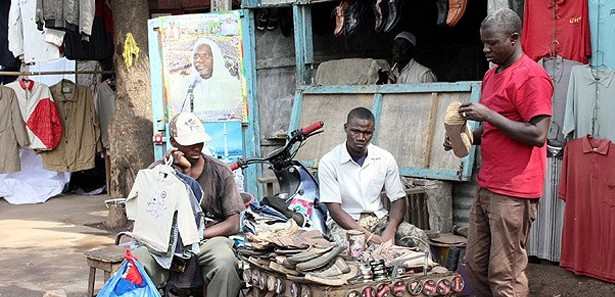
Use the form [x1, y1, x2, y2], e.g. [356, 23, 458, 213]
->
[108, 0, 154, 199]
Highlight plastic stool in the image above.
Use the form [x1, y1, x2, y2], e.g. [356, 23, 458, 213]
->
[84, 245, 126, 297]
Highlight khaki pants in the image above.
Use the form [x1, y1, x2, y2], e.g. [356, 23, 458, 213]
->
[466, 187, 538, 297]
[132, 236, 241, 297]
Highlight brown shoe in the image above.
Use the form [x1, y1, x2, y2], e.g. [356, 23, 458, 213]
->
[334, 0, 349, 37]
[446, 0, 467, 27]
[444, 101, 473, 158]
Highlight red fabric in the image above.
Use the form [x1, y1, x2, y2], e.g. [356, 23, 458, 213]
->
[522, 0, 591, 64]
[19, 79, 34, 91]
[477, 55, 553, 198]
[558, 135, 615, 283]
[124, 250, 144, 285]
[27, 99, 62, 150]
[96, 0, 114, 35]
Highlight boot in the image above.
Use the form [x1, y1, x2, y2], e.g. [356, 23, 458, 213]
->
[373, 0, 388, 32]
[344, 0, 363, 36]
[383, 0, 401, 33]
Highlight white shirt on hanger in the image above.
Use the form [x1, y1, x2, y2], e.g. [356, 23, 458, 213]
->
[8, 0, 60, 63]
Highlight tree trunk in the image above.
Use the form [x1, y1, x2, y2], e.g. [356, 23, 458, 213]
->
[108, 0, 154, 200]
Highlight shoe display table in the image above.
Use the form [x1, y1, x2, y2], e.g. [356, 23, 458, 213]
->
[242, 258, 465, 297]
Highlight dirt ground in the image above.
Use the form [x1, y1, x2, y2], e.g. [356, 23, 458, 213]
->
[1, 194, 614, 297]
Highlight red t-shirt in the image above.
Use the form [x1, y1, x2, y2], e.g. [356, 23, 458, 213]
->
[522, 0, 591, 64]
[477, 54, 553, 198]
[558, 136, 615, 283]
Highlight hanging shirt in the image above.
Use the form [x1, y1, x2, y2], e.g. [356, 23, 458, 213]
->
[94, 81, 115, 149]
[126, 164, 201, 254]
[0, 86, 30, 174]
[558, 135, 615, 283]
[538, 56, 582, 144]
[5, 79, 62, 151]
[562, 65, 615, 140]
[35, 0, 79, 32]
[588, 0, 615, 69]
[522, 0, 591, 64]
[41, 80, 101, 172]
[8, 0, 60, 63]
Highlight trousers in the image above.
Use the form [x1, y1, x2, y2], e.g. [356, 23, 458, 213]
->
[466, 187, 538, 297]
[132, 236, 241, 297]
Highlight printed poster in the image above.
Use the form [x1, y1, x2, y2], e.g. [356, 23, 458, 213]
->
[157, 12, 247, 122]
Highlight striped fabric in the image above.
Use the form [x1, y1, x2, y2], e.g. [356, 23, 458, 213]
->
[527, 156, 565, 262]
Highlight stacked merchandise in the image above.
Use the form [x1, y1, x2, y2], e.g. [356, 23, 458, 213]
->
[239, 220, 464, 296]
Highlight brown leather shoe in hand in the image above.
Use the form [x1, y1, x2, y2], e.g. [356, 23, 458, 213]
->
[446, 0, 467, 27]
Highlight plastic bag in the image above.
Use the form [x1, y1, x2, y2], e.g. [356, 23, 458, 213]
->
[97, 249, 161, 297]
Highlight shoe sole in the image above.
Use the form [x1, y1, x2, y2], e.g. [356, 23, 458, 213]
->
[444, 101, 473, 158]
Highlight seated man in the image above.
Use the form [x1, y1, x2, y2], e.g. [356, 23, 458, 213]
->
[132, 112, 245, 297]
[388, 31, 437, 84]
[318, 107, 428, 248]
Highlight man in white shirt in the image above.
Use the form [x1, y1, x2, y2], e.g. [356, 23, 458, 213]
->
[318, 107, 428, 249]
[389, 31, 437, 84]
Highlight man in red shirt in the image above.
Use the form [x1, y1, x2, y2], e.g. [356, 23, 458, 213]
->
[445, 8, 553, 297]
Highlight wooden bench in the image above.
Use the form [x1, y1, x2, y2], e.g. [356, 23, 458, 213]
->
[84, 245, 126, 297]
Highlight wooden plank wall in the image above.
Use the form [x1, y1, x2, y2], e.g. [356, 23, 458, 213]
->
[294, 91, 472, 174]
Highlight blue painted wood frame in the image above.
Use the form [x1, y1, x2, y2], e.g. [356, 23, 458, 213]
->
[147, 11, 261, 195]
[147, 19, 167, 161]
[289, 82, 482, 181]
[240, 9, 262, 197]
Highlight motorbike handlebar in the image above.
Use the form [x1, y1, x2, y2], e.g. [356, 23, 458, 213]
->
[230, 121, 324, 171]
[300, 121, 324, 136]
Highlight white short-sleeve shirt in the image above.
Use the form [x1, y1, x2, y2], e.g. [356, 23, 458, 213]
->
[318, 142, 406, 220]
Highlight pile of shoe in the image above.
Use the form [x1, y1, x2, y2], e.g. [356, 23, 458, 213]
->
[361, 240, 437, 273]
[240, 221, 360, 286]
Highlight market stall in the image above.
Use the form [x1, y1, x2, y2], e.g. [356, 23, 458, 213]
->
[239, 220, 465, 297]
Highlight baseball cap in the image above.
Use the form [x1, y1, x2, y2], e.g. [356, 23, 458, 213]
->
[394, 31, 417, 46]
[169, 112, 212, 146]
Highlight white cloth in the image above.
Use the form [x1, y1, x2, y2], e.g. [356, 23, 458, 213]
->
[0, 148, 70, 205]
[314, 58, 390, 85]
[23, 58, 76, 86]
[392, 59, 437, 84]
[318, 142, 406, 220]
[7, 0, 60, 63]
[126, 164, 201, 254]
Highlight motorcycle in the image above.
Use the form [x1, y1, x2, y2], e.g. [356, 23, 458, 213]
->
[230, 121, 329, 234]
